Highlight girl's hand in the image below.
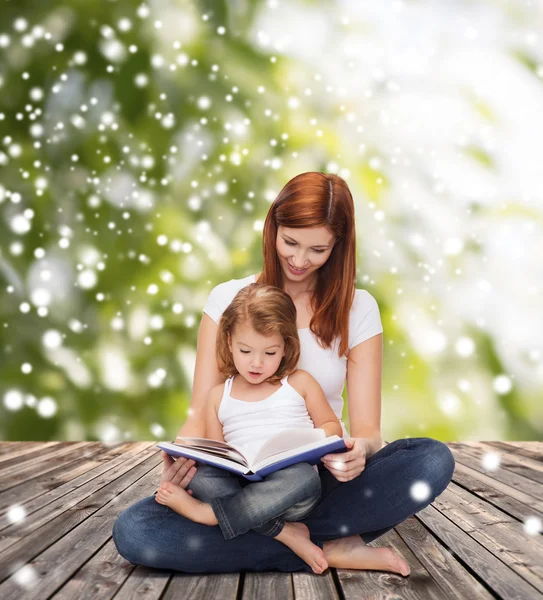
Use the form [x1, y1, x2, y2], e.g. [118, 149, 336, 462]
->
[160, 451, 197, 493]
[321, 438, 368, 482]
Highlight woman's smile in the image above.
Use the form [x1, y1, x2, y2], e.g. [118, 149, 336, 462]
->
[287, 263, 309, 275]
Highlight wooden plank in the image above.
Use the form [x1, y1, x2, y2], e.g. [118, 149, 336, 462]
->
[336, 528, 447, 599]
[0, 456, 162, 599]
[452, 461, 543, 523]
[49, 539, 134, 600]
[454, 442, 543, 485]
[484, 441, 543, 464]
[160, 573, 240, 600]
[395, 515, 494, 599]
[242, 572, 293, 599]
[504, 441, 543, 454]
[433, 484, 543, 590]
[113, 565, 170, 600]
[0, 447, 161, 578]
[0, 442, 154, 521]
[0, 443, 60, 464]
[449, 445, 543, 509]
[292, 571, 339, 600]
[0, 442, 100, 491]
[418, 503, 543, 599]
[0, 442, 86, 474]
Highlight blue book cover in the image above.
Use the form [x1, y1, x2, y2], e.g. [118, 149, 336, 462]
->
[157, 432, 348, 481]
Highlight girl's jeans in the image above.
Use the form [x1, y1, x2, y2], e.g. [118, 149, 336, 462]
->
[112, 437, 455, 573]
[188, 462, 321, 539]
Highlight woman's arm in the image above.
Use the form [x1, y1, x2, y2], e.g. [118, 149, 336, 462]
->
[176, 313, 225, 438]
[346, 333, 384, 458]
[292, 371, 342, 438]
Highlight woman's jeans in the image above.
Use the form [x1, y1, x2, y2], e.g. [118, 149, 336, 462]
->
[189, 462, 321, 539]
[112, 437, 455, 573]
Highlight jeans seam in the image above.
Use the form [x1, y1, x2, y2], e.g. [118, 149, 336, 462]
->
[210, 498, 236, 540]
[258, 518, 284, 537]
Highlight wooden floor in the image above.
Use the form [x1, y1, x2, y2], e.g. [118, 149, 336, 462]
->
[0, 442, 542, 600]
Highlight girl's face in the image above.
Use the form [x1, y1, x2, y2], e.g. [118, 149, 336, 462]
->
[228, 321, 286, 384]
[276, 225, 336, 283]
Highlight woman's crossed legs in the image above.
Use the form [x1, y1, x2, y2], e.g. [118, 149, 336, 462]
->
[112, 438, 455, 574]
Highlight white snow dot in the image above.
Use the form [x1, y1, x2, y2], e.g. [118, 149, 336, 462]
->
[37, 397, 57, 418]
[43, 330, 63, 349]
[4, 390, 24, 411]
[111, 316, 124, 331]
[215, 181, 228, 195]
[7, 504, 26, 523]
[30, 288, 51, 306]
[11, 214, 31, 234]
[134, 73, 148, 87]
[444, 237, 464, 256]
[410, 480, 431, 502]
[13, 564, 38, 589]
[481, 452, 501, 471]
[150, 423, 165, 437]
[78, 269, 97, 289]
[147, 284, 158, 295]
[523, 516, 542, 536]
[493, 375, 512, 395]
[21, 363, 32, 374]
[438, 392, 461, 417]
[197, 96, 211, 110]
[455, 337, 475, 357]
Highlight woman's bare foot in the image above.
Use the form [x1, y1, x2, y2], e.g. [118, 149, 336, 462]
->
[275, 522, 328, 575]
[156, 481, 218, 526]
[323, 535, 410, 576]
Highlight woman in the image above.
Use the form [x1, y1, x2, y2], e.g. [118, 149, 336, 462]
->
[112, 172, 455, 574]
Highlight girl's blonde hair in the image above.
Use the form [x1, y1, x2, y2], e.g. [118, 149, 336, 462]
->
[216, 283, 300, 384]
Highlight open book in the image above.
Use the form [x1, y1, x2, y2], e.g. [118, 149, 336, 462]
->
[157, 428, 347, 481]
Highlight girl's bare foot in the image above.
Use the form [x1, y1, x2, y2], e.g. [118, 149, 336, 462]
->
[156, 481, 218, 526]
[275, 522, 328, 575]
[323, 535, 410, 576]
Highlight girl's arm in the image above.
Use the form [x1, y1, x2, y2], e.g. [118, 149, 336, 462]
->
[176, 314, 225, 438]
[205, 385, 226, 442]
[346, 333, 383, 458]
[291, 371, 342, 438]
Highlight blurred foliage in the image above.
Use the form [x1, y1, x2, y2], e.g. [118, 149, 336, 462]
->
[1, 0, 542, 443]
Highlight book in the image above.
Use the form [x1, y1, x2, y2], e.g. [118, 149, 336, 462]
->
[157, 428, 347, 481]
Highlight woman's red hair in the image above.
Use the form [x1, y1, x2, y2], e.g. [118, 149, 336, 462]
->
[257, 172, 356, 358]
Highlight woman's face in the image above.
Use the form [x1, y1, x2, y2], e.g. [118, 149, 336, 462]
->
[276, 225, 336, 283]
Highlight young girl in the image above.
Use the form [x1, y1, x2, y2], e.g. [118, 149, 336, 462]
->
[155, 283, 343, 574]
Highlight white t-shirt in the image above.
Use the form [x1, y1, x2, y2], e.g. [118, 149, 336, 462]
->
[203, 273, 383, 436]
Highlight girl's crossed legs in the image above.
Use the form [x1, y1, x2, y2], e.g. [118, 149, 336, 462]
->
[156, 462, 328, 573]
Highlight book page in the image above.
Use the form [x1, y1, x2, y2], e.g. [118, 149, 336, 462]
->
[252, 435, 341, 471]
[159, 443, 251, 473]
[174, 437, 248, 465]
[251, 428, 326, 466]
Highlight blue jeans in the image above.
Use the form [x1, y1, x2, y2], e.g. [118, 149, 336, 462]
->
[188, 462, 321, 539]
[112, 437, 455, 573]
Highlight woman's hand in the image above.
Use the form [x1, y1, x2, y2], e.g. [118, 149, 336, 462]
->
[160, 451, 197, 493]
[321, 438, 369, 482]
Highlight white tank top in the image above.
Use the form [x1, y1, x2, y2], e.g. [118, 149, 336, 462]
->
[218, 375, 315, 461]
